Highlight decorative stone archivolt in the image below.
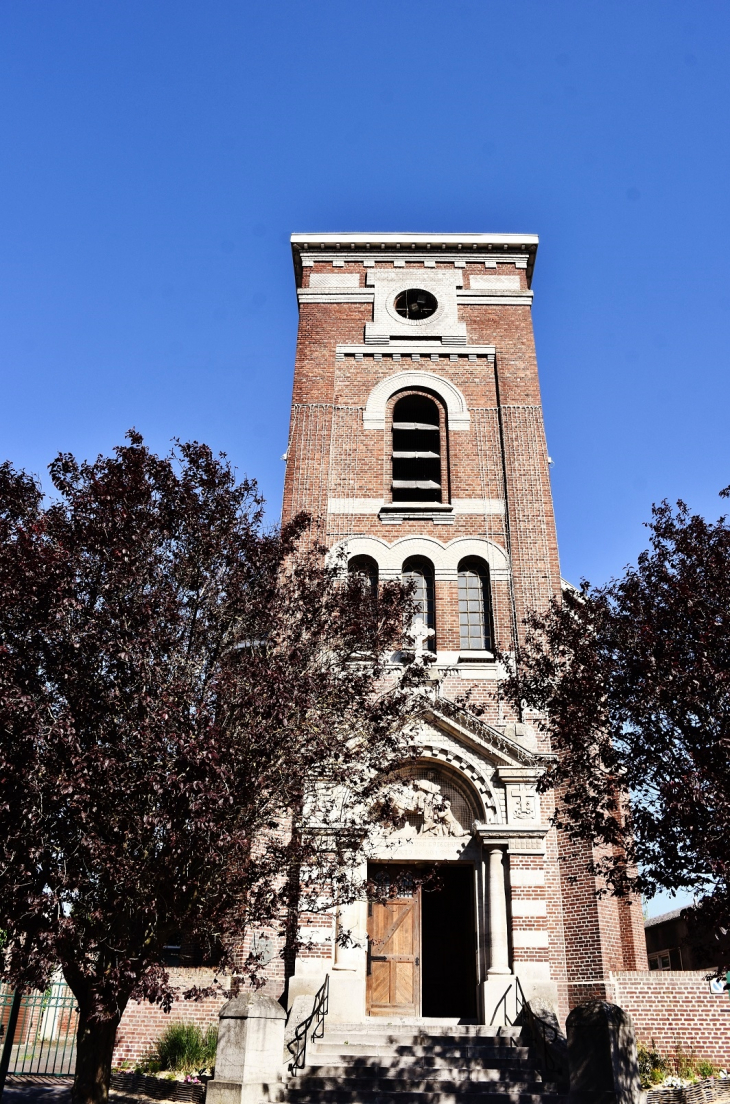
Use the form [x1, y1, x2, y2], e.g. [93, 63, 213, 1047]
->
[362, 371, 471, 431]
[332, 533, 510, 580]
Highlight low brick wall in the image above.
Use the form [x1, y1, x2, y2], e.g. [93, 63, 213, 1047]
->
[113, 970, 228, 1067]
[610, 971, 730, 1066]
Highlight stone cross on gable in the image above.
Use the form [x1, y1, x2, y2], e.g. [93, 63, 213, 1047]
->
[408, 620, 435, 662]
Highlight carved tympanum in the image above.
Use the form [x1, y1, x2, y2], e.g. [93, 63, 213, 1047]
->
[383, 769, 492, 837]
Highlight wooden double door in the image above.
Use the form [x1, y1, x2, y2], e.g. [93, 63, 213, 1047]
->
[366, 890, 421, 1016]
[366, 863, 478, 1019]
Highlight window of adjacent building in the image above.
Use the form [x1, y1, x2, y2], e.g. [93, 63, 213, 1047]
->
[391, 394, 442, 503]
[402, 556, 436, 651]
[457, 557, 494, 651]
[648, 951, 672, 971]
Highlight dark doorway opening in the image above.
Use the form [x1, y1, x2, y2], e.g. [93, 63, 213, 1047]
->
[421, 864, 477, 1019]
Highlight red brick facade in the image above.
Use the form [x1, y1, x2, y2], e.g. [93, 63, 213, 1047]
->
[281, 233, 648, 1026]
[113, 970, 227, 1066]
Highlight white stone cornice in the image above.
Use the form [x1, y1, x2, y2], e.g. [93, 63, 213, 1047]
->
[297, 288, 531, 306]
[458, 290, 533, 306]
[297, 289, 374, 303]
[336, 343, 495, 359]
[326, 497, 505, 516]
[290, 231, 538, 250]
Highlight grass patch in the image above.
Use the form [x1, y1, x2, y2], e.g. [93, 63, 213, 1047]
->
[154, 1023, 218, 1073]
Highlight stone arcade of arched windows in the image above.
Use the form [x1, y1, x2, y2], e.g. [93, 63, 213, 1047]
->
[339, 533, 509, 673]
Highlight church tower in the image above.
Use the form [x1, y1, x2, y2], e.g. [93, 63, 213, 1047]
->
[282, 232, 646, 1026]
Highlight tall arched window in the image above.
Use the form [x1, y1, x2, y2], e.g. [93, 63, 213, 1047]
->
[347, 554, 379, 590]
[348, 555, 379, 626]
[402, 556, 436, 651]
[457, 557, 494, 651]
[391, 394, 442, 503]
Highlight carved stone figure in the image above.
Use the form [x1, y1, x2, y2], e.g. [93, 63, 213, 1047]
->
[425, 798, 469, 837]
[385, 776, 473, 836]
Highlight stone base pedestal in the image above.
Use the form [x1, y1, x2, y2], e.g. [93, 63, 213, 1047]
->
[514, 971, 560, 1017]
[482, 974, 517, 1026]
[567, 1001, 640, 1104]
[206, 993, 286, 1104]
[328, 968, 366, 1023]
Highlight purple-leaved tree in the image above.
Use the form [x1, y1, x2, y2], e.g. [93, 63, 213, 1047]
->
[0, 433, 421, 1104]
[502, 491, 730, 972]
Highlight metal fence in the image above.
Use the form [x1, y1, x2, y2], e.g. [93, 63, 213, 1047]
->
[0, 978, 78, 1076]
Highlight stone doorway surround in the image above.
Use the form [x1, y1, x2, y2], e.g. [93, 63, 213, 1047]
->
[287, 699, 557, 1027]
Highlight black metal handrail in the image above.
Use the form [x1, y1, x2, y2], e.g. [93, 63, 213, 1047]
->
[287, 974, 330, 1075]
[513, 976, 565, 1079]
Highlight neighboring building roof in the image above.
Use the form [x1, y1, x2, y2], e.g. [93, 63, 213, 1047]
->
[645, 908, 685, 928]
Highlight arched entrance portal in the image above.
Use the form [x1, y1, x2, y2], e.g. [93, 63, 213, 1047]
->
[366, 764, 482, 1019]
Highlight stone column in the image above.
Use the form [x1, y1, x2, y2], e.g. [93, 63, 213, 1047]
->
[487, 845, 511, 975]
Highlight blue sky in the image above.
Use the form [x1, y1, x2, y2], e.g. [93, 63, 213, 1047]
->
[2, 2, 728, 915]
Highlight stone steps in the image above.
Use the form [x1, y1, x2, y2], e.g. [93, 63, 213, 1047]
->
[283, 1022, 565, 1104]
[299, 1064, 537, 1077]
[310, 1045, 528, 1060]
[286, 1092, 565, 1104]
[289, 1077, 556, 1092]
[321, 1025, 519, 1038]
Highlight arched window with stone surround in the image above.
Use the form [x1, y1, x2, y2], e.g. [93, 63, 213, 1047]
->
[347, 554, 379, 590]
[457, 557, 494, 651]
[391, 393, 444, 503]
[402, 555, 436, 651]
[348, 554, 379, 627]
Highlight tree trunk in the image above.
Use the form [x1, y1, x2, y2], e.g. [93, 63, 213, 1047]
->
[72, 1009, 122, 1104]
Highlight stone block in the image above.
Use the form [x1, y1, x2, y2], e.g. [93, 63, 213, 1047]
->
[206, 993, 286, 1104]
[567, 1001, 640, 1104]
[327, 970, 366, 1022]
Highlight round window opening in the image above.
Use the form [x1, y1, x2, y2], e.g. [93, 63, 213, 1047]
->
[394, 288, 438, 320]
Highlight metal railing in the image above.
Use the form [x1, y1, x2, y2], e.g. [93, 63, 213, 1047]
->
[286, 975, 329, 1075]
[513, 976, 566, 1079]
[0, 980, 79, 1077]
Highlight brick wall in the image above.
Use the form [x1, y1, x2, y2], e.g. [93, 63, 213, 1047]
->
[112, 969, 228, 1067]
[610, 971, 730, 1066]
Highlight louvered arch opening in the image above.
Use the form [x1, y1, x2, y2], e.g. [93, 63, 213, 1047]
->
[348, 554, 379, 589]
[391, 393, 442, 503]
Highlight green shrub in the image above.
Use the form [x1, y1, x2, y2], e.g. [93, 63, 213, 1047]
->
[638, 1040, 719, 1087]
[638, 1042, 670, 1088]
[155, 1023, 218, 1073]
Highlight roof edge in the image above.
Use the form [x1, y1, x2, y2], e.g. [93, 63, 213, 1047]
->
[291, 231, 538, 248]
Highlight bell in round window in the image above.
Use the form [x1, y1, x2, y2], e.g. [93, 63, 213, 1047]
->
[394, 288, 438, 320]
